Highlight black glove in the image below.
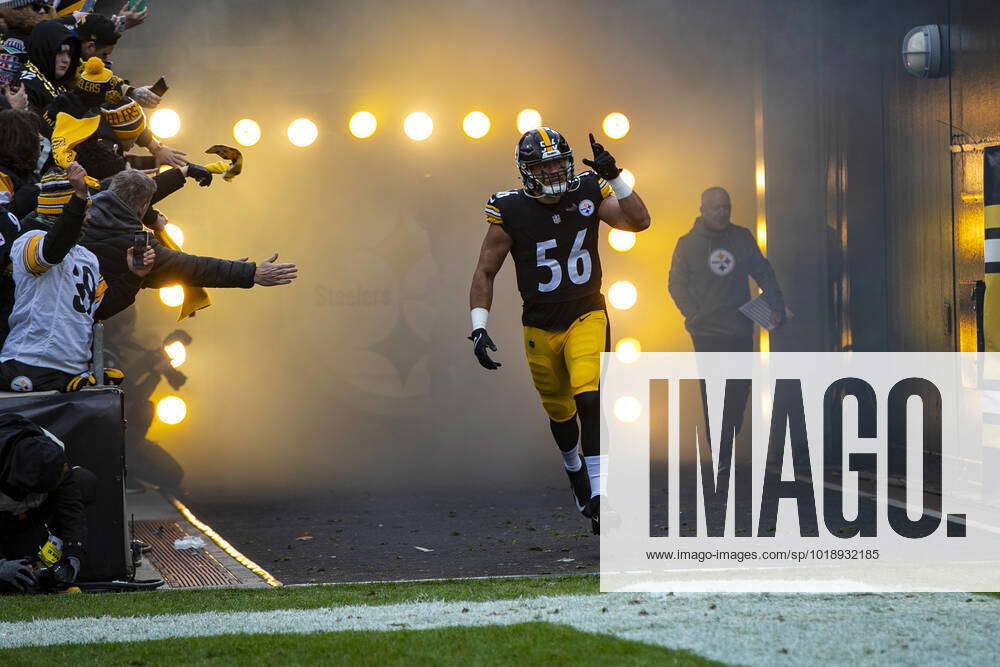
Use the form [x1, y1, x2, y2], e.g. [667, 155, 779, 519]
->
[49, 556, 80, 586]
[0, 559, 37, 593]
[186, 164, 213, 187]
[581, 132, 622, 181]
[469, 328, 501, 370]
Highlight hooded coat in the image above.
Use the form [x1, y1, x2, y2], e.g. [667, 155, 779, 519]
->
[80, 189, 257, 291]
[668, 218, 785, 339]
[0, 413, 86, 560]
[19, 19, 80, 115]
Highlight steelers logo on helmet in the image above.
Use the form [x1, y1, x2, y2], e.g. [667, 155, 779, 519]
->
[515, 126, 581, 199]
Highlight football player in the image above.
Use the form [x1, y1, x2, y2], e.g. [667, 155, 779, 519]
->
[469, 127, 650, 533]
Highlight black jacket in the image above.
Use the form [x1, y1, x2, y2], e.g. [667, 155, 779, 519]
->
[668, 218, 785, 338]
[80, 190, 256, 290]
[0, 414, 86, 559]
[0, 164, 38, 220]
[20, 20, 80, 115]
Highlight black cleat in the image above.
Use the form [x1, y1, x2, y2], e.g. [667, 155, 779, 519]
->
[588, 495, 600, 535]
[565, 457, 593, 518]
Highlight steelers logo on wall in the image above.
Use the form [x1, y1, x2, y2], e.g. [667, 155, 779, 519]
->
[708, 248, 735, 276]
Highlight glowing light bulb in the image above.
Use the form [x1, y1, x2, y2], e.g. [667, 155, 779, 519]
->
[163, 223, 184, 247]
[156, 396, 187, 425]
[287, 118, 318, 147]
[517, 109, 542, 133]
[159, 285, 184, 307]
[349, 111, 378, 139]
[150, 109, 181, 139]
[614, 396, 642, 423]
[164, 341, 187, 368]
[403, 112, 433, 141]
[608, 229, 636, 252]
[608, 280, 638, 310]
[602, 112, 630, 139]
[615, 338, 642, 364]
[233, 119, 261, 147]
[463, 111, 491, 139]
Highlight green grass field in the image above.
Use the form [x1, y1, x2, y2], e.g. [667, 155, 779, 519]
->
[1, 623, 719, 666]
[3, 575, 999, 665]
[0, 575, 598, 623]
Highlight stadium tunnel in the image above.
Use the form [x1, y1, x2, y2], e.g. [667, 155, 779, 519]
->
[15, 0, 993, 584]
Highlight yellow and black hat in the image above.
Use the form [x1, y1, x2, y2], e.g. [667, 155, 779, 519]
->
[100, 99, 146, 143]
[76, 57, 114, 102]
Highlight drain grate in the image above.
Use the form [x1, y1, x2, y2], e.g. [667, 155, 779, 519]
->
[133, 520, 242, 588]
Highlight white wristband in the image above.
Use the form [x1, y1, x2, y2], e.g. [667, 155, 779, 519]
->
[471, 307, 489, 331]
[608, 174, 633, 199]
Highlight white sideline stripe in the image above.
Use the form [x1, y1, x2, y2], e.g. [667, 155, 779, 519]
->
[2, 592, 999, 665]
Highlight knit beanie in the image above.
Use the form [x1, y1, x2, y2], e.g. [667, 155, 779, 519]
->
[100, 99, 146, 143]
[76, 56, 113, 104]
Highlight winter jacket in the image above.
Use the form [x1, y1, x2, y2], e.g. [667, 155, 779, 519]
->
[668, 218, 785, 338]
[0, 164, 39, 220]
[80, 190, 256, 290]
[0, 414, 86, 559]
[19, 19, 80, 115]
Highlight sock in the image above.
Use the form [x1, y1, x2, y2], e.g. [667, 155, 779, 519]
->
[560, 445, 582, 472]
[584, 455, 607, 498]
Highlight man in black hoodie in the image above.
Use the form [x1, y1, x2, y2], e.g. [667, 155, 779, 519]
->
[0, 413, 90, 592]
[19, 18, 79, 115]
[668, 187, 785, 352]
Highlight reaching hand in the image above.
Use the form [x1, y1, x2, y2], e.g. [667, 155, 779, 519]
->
[131, 86, 161, 108]
[469, 328, 501, 370]
[253, 253, 298, 286]
[185, 163, 213, 187]
[0, 559, 37, 593]
[2, 85, 27, 112]
[118, 2, 149, 29]
[153, 145, 187, 168]
[65, 162, 90, 199]
[581, 132, 622, 181]
[127, 245, 155, 279]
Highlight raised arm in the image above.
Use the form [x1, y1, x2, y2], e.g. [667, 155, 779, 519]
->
[597, 190, 650, 232]
[583, 133, 650, 232]
[41, 163, 90, 266]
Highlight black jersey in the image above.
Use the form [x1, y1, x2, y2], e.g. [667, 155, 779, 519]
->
[485, 171, 614, 331]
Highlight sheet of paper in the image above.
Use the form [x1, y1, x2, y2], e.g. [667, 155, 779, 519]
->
[739, 295, 793, 331]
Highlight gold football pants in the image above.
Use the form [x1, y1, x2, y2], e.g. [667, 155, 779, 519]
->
[522, 310, 608, 422]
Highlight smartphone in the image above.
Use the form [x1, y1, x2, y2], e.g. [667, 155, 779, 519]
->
[150, 77, 168, 97]
[132, 231, 149, 268]
[0, 55, 24, 90]
[128, 0, 149, 11]
[125, 154, 157, 170]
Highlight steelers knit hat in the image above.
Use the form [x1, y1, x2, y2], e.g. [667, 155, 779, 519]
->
[76, 57, 113, 99]
[100, 99, 146, 143]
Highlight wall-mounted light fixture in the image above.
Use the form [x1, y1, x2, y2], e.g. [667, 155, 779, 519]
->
[902, 24, 944, 78]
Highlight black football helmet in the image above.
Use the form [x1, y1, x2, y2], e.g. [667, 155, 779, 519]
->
[515, 127, 580, 198]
